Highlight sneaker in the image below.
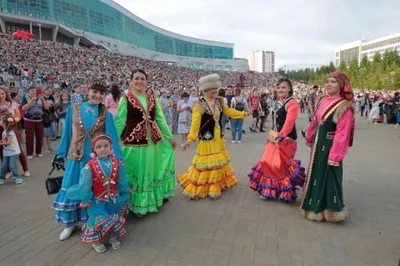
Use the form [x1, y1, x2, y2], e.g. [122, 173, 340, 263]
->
[44, 150, 52, 154]
[14, 178, 23, 185]
[37, 154, 44, 158]
[27, 156, 33, 160]
[0, 179, 4, 185]
[231, 140, 236, 144]
[238, 141, 241, 144]
[24, 171, 31, 177]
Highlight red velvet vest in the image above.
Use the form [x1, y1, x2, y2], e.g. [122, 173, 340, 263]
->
[122, 92, 162, 146]
[87, 156, 120, 202]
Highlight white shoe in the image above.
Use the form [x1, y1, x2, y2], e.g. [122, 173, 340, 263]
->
[37, 154, 44, 158]
[238, 141, 241, 144]
[60, 226, 75, 241]
[231, 140, 236, 144]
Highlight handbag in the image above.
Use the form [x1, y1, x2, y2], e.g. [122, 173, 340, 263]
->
[267, 129, 278, 144]
[258, 103, 265, 117]
[45, 156, 65, 195]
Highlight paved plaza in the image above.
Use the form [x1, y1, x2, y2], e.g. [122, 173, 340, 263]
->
[0, 113, 398, 266]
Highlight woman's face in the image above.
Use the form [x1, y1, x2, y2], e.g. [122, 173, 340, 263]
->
[205, 88, 217, 99]
[131, 72, 148, 93]
[325, 77, 341, 96]
[88, 89, 105, 105]
[28, 89, 37, 98]
[0, 89, 6, 102]
[277, 81, 291, 98]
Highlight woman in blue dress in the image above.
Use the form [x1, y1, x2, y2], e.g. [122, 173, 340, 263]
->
[53, 82, 123, 241]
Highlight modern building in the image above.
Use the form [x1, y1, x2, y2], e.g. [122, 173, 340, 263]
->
[249, 50, 275, 73]
[0, 0, 249, 71]
[334, 33, 400, 66]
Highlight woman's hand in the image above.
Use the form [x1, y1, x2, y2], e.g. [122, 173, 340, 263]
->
[182, 141, 191, 151]
[305, 142, 312, 148]
[169, 140, 176, 149]
[328, 159, 340, 167]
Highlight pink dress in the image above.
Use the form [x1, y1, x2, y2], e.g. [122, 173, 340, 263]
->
[105, 94, 119, 117]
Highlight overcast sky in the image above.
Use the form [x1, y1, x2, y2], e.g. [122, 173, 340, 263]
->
[114, 0, 400, 70]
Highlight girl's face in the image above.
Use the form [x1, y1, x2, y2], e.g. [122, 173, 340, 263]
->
[94, 139, 111, 158]
[88, 89, 105, 105]
[62, 94, 69, 102]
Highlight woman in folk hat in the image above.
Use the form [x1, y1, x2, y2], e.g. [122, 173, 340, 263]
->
[300, 71, 355, 223]
[179, 74, 250, 200]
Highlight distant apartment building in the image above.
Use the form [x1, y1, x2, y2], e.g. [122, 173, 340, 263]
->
[334, 33, 400, 66]
[249, 50, 275, 73]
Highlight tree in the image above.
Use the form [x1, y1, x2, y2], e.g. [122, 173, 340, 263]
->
[338, 61, 346, 72]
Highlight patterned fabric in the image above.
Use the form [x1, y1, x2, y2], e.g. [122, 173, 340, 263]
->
[329, 71, 353, 102]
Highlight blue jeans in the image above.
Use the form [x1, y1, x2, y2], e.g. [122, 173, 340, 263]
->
[0, 155, 19, 180]
[231, 119, 244, 141]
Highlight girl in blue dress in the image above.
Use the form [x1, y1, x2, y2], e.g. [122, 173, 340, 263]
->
[66, 134, 130, 253]
[53, 82, 123, 241]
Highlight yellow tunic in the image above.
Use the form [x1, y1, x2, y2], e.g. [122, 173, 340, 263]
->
[178, 100, 247, 199]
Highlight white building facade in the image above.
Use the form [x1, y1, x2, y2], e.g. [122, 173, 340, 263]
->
[249, 50, 275, 73]
[334, 33, 400, 66]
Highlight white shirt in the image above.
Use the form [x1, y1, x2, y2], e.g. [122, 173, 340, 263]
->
[2, 131, 20, 156]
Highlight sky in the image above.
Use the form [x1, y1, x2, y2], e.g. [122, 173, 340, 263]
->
[114, 0, 400, 70]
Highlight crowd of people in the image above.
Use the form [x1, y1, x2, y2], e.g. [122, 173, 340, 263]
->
[1, 35, 400, 254]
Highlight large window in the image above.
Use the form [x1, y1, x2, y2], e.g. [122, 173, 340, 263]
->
[3, 0, 233, 59]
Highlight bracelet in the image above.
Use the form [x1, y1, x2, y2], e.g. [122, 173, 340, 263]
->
[328, 160, 340, 167]
[275, 136, 285, 142]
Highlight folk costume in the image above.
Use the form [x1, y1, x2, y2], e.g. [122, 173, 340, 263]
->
[178, 74, 248, 200]
[115, 91, 175, 216]
[66, 135, 130, 251]
[53, 102, 123, 234]
[248, 96, 306, 202]
[300, 71, 355, 223]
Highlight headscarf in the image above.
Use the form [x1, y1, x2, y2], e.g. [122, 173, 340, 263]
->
[329, 71, 354, 102]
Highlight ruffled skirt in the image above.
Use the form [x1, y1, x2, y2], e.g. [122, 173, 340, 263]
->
[178, 131, 237, 199]
[123, 140, 175, 215]
[249, 140, 305, 202]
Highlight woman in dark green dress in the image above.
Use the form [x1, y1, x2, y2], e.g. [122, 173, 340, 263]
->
[300, 71, 355, 223]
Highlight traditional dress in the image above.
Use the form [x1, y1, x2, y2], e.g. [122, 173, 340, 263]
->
[300, 71, 354, 223]
[53, 102, 123, 227]
[248, 97, 306, 202]
[115, 92, 175, 215]
[66, 156, 130, 243]
[178, 97, 247, 199]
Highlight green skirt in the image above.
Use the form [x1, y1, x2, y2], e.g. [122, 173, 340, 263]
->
[122, 140, 175, 215]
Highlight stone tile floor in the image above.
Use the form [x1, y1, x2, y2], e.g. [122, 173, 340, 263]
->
[0, 113, 398, 266]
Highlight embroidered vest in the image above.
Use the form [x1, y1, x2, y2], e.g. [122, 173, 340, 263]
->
[67, 104, 106, 160]
[275, 98, 297, 140]
[88, 156, 120, 202]
[198, 98, 223, 141]
[122, 92, 162, 146]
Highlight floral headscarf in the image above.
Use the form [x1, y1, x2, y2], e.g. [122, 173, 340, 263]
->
[329, 71, 354, 102]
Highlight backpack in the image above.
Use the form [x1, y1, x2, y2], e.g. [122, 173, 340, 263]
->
[234, 97, 245, 111]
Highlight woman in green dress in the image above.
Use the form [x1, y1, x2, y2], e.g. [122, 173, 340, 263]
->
[300, 71, 355, 223]
[115, 69, 176, 217]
